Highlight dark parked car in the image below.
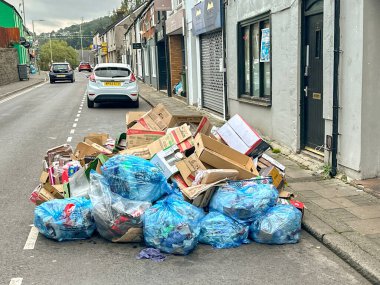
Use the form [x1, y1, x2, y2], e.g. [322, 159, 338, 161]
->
[49, 63, 75, 83]
[78, 62, 92, 72]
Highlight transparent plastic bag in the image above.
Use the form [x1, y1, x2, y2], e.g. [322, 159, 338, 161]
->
[34, 197, 95, 241]
[199, 211, 250, 249]
[89, 171, 151, 242]
[249, 204, 302, 244]
[209, 183, 278, 223]
[143, 196, 205, 255]
[101, 155, 171, 202]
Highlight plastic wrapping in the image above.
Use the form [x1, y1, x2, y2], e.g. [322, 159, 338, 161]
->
[89, 171, 151, 242]
[249, 204, 302, 244]
[143, 196, 205, 255]
[209, 183, 278, 223]
[101, 155, 171, 202]
[34, 197, 95, 241]
[199, 211, 250, 249]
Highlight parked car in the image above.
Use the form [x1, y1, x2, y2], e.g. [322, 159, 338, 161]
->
[86, 63, 139, 108]
[49, 63, 75, 83]
[78, 62, 92, 72]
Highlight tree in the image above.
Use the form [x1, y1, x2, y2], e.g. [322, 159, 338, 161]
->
[111, 0, 145, 21]
[38, 40, 79, 70]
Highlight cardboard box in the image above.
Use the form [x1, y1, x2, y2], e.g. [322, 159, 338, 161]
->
[45, 144, 73, 166]
[217, 114, 263, 155]
[74, 141, 112, 161]
[126, 129, 165, 149]
[126, 111, 147, 128]
[120, 146, 151, 160]
[131, 103, 173, 131]
[260, 165, 284, 190]
[195, 169, 239, 184]
[175, 154, 207, 186]
[260, 153, 286, 173]
[194, 133, 259, 179]
[171, 115, 204, 127]
[170, 173, 188, 190]
[84, 133, 109, 146]
[39, 171, 64, 199]
[181, 180, 226, 208]
[194, 116, 213, 136]
[150, 145, 183, 179]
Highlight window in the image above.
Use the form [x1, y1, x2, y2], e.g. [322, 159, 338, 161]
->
[94, 67, 130, 78]
[151, 46, 156, 77]
[239, 14, 271, 103]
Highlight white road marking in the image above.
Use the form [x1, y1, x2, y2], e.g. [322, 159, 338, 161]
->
[67, 136, 72, 142]
[79, 107, 82, 110]
[0, 81, 47, 105]
[75, 118, 79, 122]
[23, 226, 39, 250]
[9, 278, 23, 285]
[73, 123, 77, 128]
[70, 129, 75, 134]
[78, 110, 81, 114]
[76, 114, 80, 117]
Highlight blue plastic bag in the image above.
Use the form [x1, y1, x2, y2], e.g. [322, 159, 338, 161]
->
[89, 171, 151, 242]
[101, 155, 171, 202]
[209, 183, 278, 223]
[249, 204, 302, 244]
[143, 196, 205, 255]
[199, 211, 250, 249]
[34, 197, 95, 241]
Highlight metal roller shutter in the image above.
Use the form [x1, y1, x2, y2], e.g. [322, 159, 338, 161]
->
[200, 30, 224, 114]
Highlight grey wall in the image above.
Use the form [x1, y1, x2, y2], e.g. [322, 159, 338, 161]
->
[225, 0, 301, 151]
[360, 0, 380, 179]
[0, 48, 19, 86]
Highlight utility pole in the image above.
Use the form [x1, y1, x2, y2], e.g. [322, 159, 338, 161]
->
[49, 33, 53, 63]
[80, 17, 84, 62]
[21, 0, 26, 24]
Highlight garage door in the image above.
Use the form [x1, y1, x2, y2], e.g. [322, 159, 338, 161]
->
[200, 30, 224, 114]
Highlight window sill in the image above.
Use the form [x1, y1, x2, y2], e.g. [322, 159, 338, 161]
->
[232, 96, 272, 107]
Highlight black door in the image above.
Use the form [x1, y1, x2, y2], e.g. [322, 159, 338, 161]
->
[303, 12, 324, 149]
[157, 41, 167, 91]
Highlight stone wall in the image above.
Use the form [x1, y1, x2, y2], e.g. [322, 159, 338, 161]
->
[0, 48, 19, 86]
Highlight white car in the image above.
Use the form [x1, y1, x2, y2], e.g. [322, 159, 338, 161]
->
[86, 63, 139, 108]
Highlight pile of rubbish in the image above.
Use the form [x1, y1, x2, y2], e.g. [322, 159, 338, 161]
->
[30, 103, 304, 256]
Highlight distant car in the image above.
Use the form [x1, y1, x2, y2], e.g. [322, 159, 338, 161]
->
[49, 63, 75, 83]
[78, 62, 92, 72]
[86, 63, 138, 108]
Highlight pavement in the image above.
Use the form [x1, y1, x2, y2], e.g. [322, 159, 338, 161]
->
[0, 74, 371, 284]
[139, 82, 380, 284]
[0, 72, 48, 101]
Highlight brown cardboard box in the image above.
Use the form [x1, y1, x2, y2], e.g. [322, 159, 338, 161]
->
[194, 134, 259, 179]
[120, 146, 151, 160]
[260, 165, 284, 190]
[181, 180, 226, 208]
[194, 116, 213, 136]
[171, 115, 204, 127]
[175, 154, 207, 186]
[170, 173, 188, 190]
[84, 133, 109, 146]
[196, 169, 239, 184]
[130, 103, 173, 131]
[126, 129, 165, 148]
[74, 142, 112, 160]
[126, 111, 147, 128]
[39, 171, 64, 199]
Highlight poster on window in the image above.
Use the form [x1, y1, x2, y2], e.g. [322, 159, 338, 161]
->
[260, 28, 270, 62]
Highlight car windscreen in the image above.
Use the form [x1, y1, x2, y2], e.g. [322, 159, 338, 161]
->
[94, 67, 130, 78]
[52, 64, 69, 72]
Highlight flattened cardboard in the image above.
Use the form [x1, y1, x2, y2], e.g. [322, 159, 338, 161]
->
[112, 227, 143, 243]
[197, 169, 239, 184]
[126, 129, 165, 149]
[194, 133, 259, 179]
[74, 142, 112, 160]
[261, 153, 286, 173]
[131, 103, 173, 131]
[126, 111, 147, 128]
[194, 116, 213, 136]
[181, 180, 226, 208]
[120, 146, 151, 160]
[175, 154, 206, 186]
[84, 133, 109, 146]
[170, 173, 188, 190]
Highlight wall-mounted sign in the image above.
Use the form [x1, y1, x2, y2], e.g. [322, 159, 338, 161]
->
[192, 0, 222, 36]
[133, 43, 142, 49]
[154, 0, 172, 11]
[260, 28, 270, 62]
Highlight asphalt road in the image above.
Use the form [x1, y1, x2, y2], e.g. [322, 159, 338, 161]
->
[0, 72, 369, 285]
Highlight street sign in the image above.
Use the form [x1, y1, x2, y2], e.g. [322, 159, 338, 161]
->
[132, 43, 142, 49]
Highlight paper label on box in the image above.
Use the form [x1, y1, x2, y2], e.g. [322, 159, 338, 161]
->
[217, 123, 249, 154]
[228, 114, 262, 148]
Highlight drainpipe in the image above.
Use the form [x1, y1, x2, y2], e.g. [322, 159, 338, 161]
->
[331, 0, 340, 177]
[222, 0, 229, 120]
[164, 12, 172, 97]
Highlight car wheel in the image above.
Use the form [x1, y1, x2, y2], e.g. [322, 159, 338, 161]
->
[87, 96, 94, 108]
[131, 98, 139, 108]
[50, 80, 54, 84]
[71, 79, 74, 83]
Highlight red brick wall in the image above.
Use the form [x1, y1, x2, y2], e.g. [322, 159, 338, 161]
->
[168, 35, 183, 92]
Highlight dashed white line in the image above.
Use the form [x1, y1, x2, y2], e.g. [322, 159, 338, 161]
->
[78, 110, 82, 114]
[75, 118, 79, 122]
[23, 226, 39, 250]
[79, 107, 83, 110]
[9, 278, 23, 285]
[76, 114, 80, 117]
[67, 136, 72, 142]
[70, 129, 75, 134]
[73, 123, 77, 128]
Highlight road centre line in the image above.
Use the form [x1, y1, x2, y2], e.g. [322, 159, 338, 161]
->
[67, 136, 72, 142]
[9, 278, 23, 285]
[78, 110, 81, 114]
[70, 129, 75, 134]
[73, 123, 77, 128]
[76, 114, 80, 117]
[23, 226, 39, 250]
[75, 118, 79, 122]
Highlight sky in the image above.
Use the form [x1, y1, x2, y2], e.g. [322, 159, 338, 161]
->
[6, 0, 122, 33]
